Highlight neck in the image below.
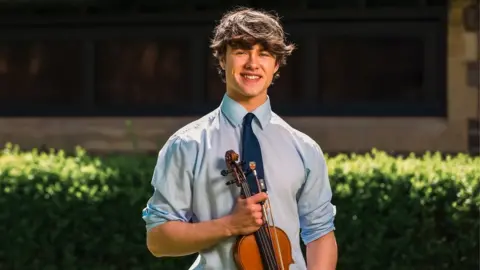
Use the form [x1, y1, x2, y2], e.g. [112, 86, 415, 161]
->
[226, 91, 267, 112]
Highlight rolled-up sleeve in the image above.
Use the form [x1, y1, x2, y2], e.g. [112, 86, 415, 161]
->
[297, 142, 336, 245]
[142, 135, 195, 231]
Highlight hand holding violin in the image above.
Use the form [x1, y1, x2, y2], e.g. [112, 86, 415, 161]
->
[224, 192, 269, 236]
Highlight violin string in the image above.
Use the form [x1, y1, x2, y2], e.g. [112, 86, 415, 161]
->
[261, 197, 283, 270]
[261, 210, 279, 269]
[251, 170, 283, 268]
[251, 171, 284, 270]
[266, 198, 285, 270]
[261, 223, 278, 269]
[234, 161, 278, 269]
[261, 206, 278, 269]
[253, 170, 283, 270]
[240, 180, 278, 269]
[250, 176, 279, 270]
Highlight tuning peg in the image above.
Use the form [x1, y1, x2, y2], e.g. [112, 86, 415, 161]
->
[226, 179, 236, 186]
[221, 169, 232, 176]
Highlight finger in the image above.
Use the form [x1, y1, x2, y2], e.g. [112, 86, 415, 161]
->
[249, 192, 268, 203]
[237, 194, 246, 200]
[248, 203, 261, 212]
[253, 211, 262, 220]
[255, 218, 263, 226]
[252, 204, 262, 212]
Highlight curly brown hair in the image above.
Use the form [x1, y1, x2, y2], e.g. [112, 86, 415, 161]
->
[210, 7, 296, 82]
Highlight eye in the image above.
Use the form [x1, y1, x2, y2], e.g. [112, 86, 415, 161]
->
[260, 51, 272, 57]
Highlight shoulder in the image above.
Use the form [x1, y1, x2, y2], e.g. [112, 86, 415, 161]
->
[160, 108, 220, 156]
[270, 112, 325, 161]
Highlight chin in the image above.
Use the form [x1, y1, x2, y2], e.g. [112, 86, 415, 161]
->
[239, 89, 264, 98]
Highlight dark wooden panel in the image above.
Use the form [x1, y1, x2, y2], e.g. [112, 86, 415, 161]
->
[0, 40, 83, 106]
[0, 8, 446, 29]
[0, 0, 448, 16]
[94, 38, 191, 107]
[0, 8, 448, 117]
[316, 36, 426, 104]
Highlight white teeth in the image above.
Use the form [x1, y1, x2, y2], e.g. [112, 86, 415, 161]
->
[243, 75, 260, 80]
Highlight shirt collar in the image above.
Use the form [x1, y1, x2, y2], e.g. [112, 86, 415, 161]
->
[220, 93, 272, 130]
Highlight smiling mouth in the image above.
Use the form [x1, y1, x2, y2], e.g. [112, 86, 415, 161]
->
[241, 74, 262, 80]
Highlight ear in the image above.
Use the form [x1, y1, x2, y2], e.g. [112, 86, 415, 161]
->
[274, 62, 280, 74]
[219, 57, 226, 70]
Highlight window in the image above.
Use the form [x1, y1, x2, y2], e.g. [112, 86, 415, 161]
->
[267, 38, 305, 104]
[0, 5, 447, 117]
[312, 27, 445, 116]
[317, 36, 427, 104]
[0, 40, 83, 108]
[270, 20, 446, 117]
[205, 51, 224, 104]
[95, 39, 190, 108]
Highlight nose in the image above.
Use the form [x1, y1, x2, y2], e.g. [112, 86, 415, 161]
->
[245, 53, 259, 70]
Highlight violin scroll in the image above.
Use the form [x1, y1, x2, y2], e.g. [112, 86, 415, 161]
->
[225, 149, 239, 164]
[221, 150, 246, 187]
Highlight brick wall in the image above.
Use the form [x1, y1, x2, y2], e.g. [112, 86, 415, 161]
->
[0, 2, 478, 155]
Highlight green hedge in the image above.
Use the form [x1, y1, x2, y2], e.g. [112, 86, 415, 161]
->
[0, 143, 478, 270]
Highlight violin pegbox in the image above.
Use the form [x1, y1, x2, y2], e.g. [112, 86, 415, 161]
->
[221, 150, 246, 187]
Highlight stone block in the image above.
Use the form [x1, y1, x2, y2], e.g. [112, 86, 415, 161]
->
[463, 3, 479, 31]
[463, 33, 478, 60]
[466, 61, 479, 88]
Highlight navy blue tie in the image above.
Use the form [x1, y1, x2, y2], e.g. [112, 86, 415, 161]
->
[241, 113, 265, 195]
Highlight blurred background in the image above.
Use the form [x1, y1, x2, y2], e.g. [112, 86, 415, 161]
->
[0, 0, 479, 270]
[0, 0, 477, 155]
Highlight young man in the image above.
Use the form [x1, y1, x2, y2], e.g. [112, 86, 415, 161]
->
[142, 7, 337, 270]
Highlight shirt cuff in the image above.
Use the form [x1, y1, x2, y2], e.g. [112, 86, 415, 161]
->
[301, 216, 336, 245]
[142, 203, 187, 231]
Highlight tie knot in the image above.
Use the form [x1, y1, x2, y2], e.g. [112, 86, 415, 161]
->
[243, 113, 255, 128]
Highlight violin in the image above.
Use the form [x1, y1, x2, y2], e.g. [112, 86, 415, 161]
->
[221, 150, 294, 270]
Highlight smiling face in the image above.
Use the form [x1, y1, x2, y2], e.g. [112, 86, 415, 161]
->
[220, 43, 279, 111]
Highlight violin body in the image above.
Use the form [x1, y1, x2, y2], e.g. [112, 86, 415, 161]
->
[233, 226, 294, 270]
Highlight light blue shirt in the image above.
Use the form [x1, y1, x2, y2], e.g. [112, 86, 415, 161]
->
[142, 94, 336, 270]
